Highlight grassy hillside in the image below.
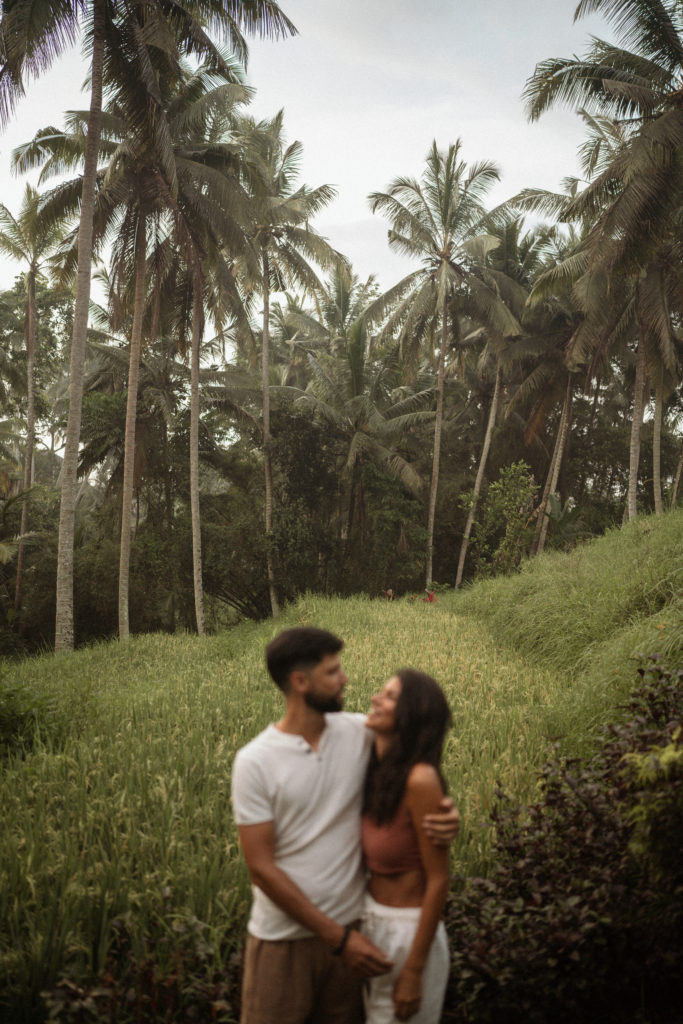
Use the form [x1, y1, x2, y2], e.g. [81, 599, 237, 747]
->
[1, 509, 681, 1022]
[454, 508, 683, 695]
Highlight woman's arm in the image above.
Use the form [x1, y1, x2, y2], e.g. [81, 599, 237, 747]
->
[393, 764, 451, 1021]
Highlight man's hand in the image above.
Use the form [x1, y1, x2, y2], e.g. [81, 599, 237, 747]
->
[341, 929, 393, 977]
[422, 795, 460, 846]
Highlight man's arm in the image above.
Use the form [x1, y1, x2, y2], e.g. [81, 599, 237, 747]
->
[422, 795, 461, 846]
[238, 821, 393, 977]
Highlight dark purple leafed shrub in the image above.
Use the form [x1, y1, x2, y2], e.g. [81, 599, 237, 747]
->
[443, 657, 683, 1024]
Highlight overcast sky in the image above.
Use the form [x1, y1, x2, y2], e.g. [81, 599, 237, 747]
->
[0, 0, 613, 291]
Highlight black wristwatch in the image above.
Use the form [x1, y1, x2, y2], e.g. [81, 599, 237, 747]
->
[331, 923, 354, 956]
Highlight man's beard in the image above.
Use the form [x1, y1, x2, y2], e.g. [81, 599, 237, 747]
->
[304, 690, 343, 714]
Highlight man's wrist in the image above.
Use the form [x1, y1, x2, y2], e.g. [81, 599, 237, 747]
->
[331, 923, 354, 956]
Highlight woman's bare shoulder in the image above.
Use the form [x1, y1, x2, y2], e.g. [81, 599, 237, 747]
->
[405, 762, 443, 794]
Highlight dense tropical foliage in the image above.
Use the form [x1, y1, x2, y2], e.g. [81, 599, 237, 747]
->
[0, 0, 681, 655]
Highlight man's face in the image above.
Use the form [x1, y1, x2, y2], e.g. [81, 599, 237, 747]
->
[302, 652, 348, 714]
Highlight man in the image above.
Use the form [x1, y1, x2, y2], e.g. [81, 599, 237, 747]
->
[231, 626, 459, 1024]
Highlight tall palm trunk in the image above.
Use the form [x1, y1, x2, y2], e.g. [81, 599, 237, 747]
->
[118, 215, 147, 641]
[627, 328, 647, 522]
[426, 294, 447, 590]
[190, 282, 205, 634]
[161, 417, 175, 632]
[55, 0, 105, 652]
[14, 269, 36, 612]
[262, 250, 279, 617]
[455, 361, 500, 588]
[535, 376, 572, 557]
[652, 362, 663, 515]
[671, 439, 683, 509]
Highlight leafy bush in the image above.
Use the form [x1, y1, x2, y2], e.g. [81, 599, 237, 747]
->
[443, 657, 683, 1023]
[465, 461, 538, 577]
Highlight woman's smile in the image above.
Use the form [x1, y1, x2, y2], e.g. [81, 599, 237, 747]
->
[366, 676, 401, 733]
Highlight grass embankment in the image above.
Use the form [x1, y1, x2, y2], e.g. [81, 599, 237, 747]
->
[1, 509, 681, 1021]
[454, 509, 683, 749]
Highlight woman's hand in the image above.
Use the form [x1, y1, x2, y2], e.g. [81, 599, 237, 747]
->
[393, 964, 422, 1020]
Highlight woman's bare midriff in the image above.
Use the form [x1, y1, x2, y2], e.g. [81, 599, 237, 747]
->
[368, 868, 425, 907]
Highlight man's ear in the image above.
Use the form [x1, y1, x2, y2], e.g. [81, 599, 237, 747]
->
[288, 668, 310, 696]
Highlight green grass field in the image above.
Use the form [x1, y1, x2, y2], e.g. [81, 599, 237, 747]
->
[1, 508, 682, 1021]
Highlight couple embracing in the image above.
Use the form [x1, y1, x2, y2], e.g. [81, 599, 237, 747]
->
[231, 627, 459, 1024]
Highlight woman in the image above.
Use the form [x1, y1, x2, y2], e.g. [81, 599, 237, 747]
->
[361, 668, 452, 1023]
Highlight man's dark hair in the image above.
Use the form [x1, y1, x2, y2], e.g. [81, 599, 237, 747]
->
[265, 627, 344, 691]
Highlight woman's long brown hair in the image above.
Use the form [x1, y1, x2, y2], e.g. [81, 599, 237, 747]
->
[363, 668, 452, 825]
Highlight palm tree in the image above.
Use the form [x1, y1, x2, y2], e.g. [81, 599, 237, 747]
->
[0, 420, 23, 499]
[18, 56, 264, 639]
[76, 305, 190, 631]
[454, 217, 535, 586]
[268, 265, 384, 379]
[503, 118, 632, 535]
[525, 0, 683, 167]
[525, 221, 681, 525]
[509, 228, 587, 553]
[239, 111, 339, 616]
[146, 69, 264, 636]
[651, 337, 683, 513]
[0, 299, 26, 421]
[284, 264, 380, 351]
[265, 292, 316, 388]
[0, 185, 66, 613]
[523, 0, 683, 523]
[109, 71, 254, 640]
[369, 140, 520, 589]
[47, 0, 102, 652]
[672, 438, 683, 508]
[108, 70, 260, 639]
[5, 0, 138, 646]
[294, 317, 429, 556]
[524, 0, 683, 254]
[1, 0, 296, 650]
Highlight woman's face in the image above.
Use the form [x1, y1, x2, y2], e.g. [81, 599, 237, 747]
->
[365, 675, 402, 735]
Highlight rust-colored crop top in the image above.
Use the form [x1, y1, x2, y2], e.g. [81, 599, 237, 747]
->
[361, 801, 423, 875]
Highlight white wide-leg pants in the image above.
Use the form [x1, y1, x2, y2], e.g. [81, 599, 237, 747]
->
[361, 892, 449, 1024]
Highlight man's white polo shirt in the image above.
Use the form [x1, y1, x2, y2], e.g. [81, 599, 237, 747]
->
[231, 711, 373, 940]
